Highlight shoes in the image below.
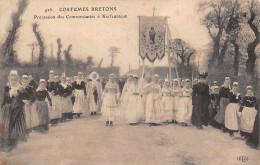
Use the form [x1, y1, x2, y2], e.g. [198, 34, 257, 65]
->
[110, 121, 113, 126]
[221, 127, 227, 133]
[196, 126, 203, 130]
[106, 121, 109, 126]
[181, 122, 187, 127]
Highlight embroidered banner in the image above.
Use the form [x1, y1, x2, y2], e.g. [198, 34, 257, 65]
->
[139, 16, 166, 62]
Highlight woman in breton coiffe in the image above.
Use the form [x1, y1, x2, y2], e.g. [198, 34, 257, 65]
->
[72, 72, 87, 117]
[34, 79, 52, 133]
[239, 86, 258, 139]
[224, 82, 241, 138]
[125, 75, 144, 125]
[214, 77, 231, 132]
[145, 74, 165, 126]
[1, 70, 27, 152]
[86, 71, 103, 115]
[47, 70, 61, 125]
[58, 74, 73, 121]
[20, 75, 39, 134]
[101, 74, 120, 126]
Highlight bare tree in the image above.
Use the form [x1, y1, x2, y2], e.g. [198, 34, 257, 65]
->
[33, 23, 45, 67]
[219, 0, 241, 66]
[172, 38, 195, 66]
[64, 44, 72, 66]
[200, 0, 239, 66]
[56, 38, 62, 68]
[1, 0, 28, 67]
[228, 14, 241, 77]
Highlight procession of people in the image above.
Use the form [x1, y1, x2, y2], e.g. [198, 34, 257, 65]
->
[0, 69, 259, 152]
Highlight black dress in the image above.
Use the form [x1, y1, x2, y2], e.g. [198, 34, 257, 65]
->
[35, 89, 52, 131]
[1, 86, 27, 152]
[191, 82, 210, 128]
[57, 84, 73, 119]
[214, 86, 230, 125]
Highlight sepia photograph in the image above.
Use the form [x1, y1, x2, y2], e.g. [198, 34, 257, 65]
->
[0, 0, 259, 164]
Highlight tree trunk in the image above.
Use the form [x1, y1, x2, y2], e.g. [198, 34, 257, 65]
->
[246, 6, 259, 78]
[218, 37, 230, 67]
[210, 31, 222, 66]
[0, 0, 27, 67]
[231, 40, 240, 77]
[57, 38, 62, 68]
[180, 57, 185, 66]
[187, 58, 190, 66]
[33, 23, 44, 67]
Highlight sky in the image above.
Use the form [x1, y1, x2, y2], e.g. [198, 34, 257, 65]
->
[0, 0, 210, 75]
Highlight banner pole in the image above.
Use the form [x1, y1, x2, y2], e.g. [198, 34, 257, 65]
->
[173, 58, 181, 89]
[166, 19, 172, 87]
[152, 62, 155, 80]
[142, 59, 145, 76]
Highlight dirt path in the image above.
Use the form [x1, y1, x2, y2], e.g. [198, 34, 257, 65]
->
[1, 115, 258, 165]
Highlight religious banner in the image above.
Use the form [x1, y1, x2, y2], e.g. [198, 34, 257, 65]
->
[139, 16, 166, 62]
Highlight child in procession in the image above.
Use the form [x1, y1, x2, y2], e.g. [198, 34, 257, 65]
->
[239, 86, 258, 139]
[72, 72, 87, 118]
[125, 75, 144, 125]
[47, 71, 61, 126]
[161, 80, 174, 124]
[172, 79, 180, 124]
[145, 74, 165, 126]
[214, 77, 231, 132]
[225, 82, 241, 138]
[209, 86, 219, 123]
[1, 70, 27, 152]
[20, 75, 39, 135]
[86, 72, 103, 115]
[176, 79, 193, 126]
[120, 74, 134, 117]
[35, 79, 52, 133]
[101, 74, 120, 126]
[58, 75, 73, 121]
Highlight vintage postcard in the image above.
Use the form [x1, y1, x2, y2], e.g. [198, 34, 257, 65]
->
[0, 0, 259, 164]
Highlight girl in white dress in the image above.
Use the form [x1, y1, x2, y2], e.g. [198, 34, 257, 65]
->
[161, 80, 174, 124]
[120, 74, 133, 116]
[176, 79, 193, 126]
[141, 75, 152, 117]
[172, 79, 180, 124]
[125, 75, 144, 125]
[101, 74, 120, 126]
[145, 74, 165, 126]
[86, 72, 103, 115]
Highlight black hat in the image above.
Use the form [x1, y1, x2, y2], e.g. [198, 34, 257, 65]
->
[199, 72, 208, 79]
